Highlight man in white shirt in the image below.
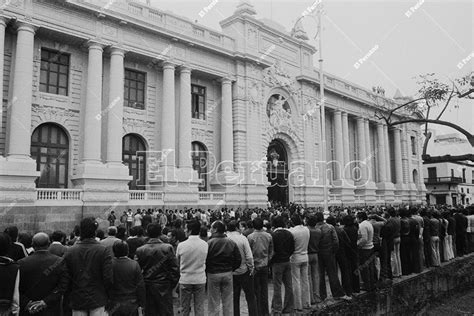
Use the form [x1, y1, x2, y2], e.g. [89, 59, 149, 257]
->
[176, 219, 208, 316]
[226, 220, 258, 316]
[357, 211, 376, 292]
[289, 214, 311, 311]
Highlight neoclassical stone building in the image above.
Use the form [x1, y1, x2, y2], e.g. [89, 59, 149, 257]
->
[0, 0, 426, 230]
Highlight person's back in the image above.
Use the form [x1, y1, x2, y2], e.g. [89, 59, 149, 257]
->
[136, 223, 179, 316]
[206, 221, 241, 316]
[110, 241, 145, 316]
[0, 232, 20, 316]
[101, 226, 121, 252]
[63, 218, 113, 313]
[49, 231, 67, 257]
[430, 217, 440, 237]
[176, 220, 209, 316]
[316, 222, 338, 254]
[18, 233, 68, 315]
[206, 231, 241, 274]
[4, 226, 27, 261]
[289, 223, 309, 263]
[271, 227, 295, 264]
[126, 227, 146, 259]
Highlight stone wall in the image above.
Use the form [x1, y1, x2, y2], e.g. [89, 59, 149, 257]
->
[315, 254, 474, 315]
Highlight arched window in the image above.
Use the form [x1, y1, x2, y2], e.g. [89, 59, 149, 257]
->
[413, 169, 419, 185]
[191, 142, 208, 191]
[31, 123, 69, 188]
[122, 134, 146, 190]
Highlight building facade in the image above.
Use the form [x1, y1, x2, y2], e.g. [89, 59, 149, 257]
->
[0, 0, 426, 231]
[424, 134, 474, 206]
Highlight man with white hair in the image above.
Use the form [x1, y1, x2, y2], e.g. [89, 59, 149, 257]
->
[18, 232, 68, 315]
[101, 226, 121, 252]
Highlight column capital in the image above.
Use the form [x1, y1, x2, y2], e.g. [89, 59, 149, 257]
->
[179, 65, 192, 74]
[219, 76, 236, 84]
[86, 40, 105, 51]
[341, 111, 348, 117]
[15, 22, 37, 34]
[356, 116, 366, 122]
[162, 60, 177, 69]
[108, 46, 126, 57]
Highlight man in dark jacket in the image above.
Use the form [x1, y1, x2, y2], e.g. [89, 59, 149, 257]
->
[18, 232, 68, 316]
[4, 226, 27, 261]
[0, 232, 20, 316]
[315, 213, 348, 300]
[108, 241, 145, 316]
[126, 227, 146, 259]
[63, 217, 113, 316]
[454, 209, 468, 256]
[270, 215, 295, 314]
[48, 231, 67, 257]
[206, 221, 241, 316]
[136, 223, 179, 316]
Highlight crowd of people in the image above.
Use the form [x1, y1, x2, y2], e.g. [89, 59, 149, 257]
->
[0, 203, 473, 316]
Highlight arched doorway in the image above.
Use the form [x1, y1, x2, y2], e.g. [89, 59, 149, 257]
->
[191, 142, 208, 191]
[31, 123, 69, 188]
[267, 139, 289, 206]
[122, 134, 147, 190]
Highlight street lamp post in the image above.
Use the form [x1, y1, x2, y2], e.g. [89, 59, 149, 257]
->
[292, 3, 328, 212]
[317, 7, 329, 213]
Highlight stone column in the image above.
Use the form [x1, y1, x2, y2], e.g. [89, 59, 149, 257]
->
[0, 22, 39, 204]
[161, 61, 176, 167]
[383, 124, 392, 182]
[364, 119, 372, 182]
[333, 111, 343, 180]
[220, 78, 234, 172]
[7, 23, 36, 158]
[341, 112, 351, 181]
[106, 47, 125, 165]
[405, 126, 413, 184]
[178, 66, 192, 169]
[82, 41, 104, 163]
[356, 117, 367, 182]
[0, 17, 6, 156]
[376, 123, 387, 183]
[393, 127, 404, 185]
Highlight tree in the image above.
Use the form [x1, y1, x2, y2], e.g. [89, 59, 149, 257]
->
[373, 72, 474, 162]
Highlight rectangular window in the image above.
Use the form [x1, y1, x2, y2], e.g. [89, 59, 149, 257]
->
[411, 136, 417, 155]
[427, 167, 437, 180]
[39, 48, 70, 96]
[191, 84, 206, 120]
[124, 69, 146, 109]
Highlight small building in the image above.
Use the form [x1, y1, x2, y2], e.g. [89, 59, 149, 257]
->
[424, 133, 474, 206]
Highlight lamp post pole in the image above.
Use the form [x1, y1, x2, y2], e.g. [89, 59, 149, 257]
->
[317, 5, 328, 213]
[293, 3, 328, 212]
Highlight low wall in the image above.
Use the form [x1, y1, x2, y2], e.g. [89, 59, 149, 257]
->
[315, 253, 474, 315]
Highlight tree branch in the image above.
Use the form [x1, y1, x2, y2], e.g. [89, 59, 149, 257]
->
[435, 85, 455, 120]
[390, 119, 474, 146]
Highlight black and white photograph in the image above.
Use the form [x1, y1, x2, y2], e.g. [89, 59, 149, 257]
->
[0, 0, 472, 315]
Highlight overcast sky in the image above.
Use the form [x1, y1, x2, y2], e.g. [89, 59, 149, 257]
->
[150, 0, 473, 133]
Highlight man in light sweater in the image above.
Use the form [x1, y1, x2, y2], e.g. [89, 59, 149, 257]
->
[227, 220, 257, 316]
[289, 214, 311, 312]
[357, 211, 376, 292]
[176, 219, 208, 316]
